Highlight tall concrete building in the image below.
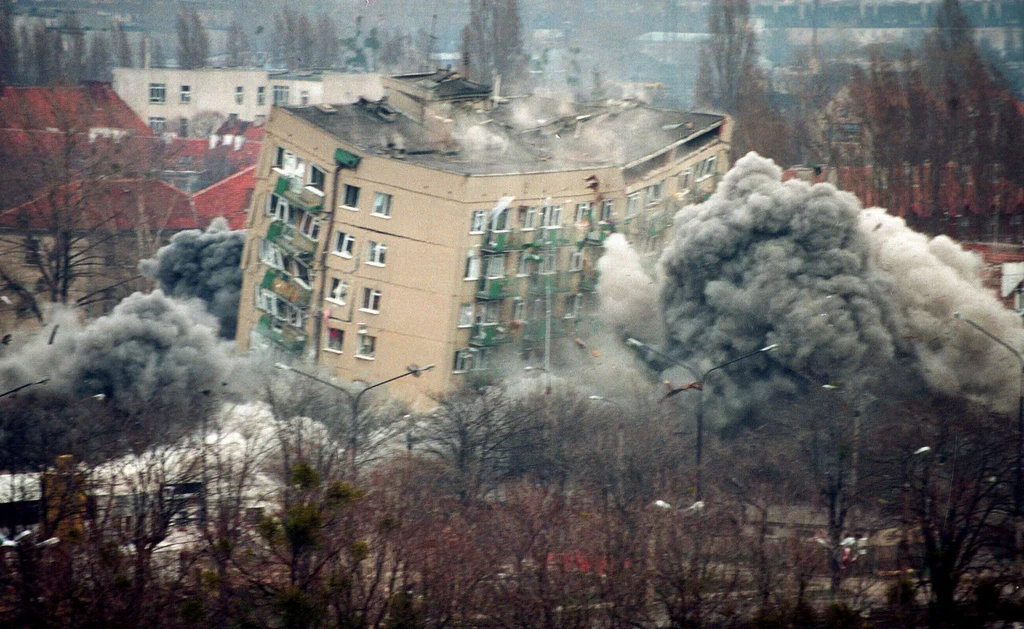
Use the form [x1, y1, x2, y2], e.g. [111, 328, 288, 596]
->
[236, 71, 730, 405]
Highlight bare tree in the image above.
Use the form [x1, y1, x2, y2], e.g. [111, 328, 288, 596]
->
[460, 0, 526, 90]
[176, 6, 209, 70]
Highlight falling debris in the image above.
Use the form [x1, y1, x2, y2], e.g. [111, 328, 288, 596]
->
[139, 218, 244, 339]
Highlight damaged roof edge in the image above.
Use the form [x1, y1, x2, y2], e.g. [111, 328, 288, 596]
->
[621, 118, 725, 171]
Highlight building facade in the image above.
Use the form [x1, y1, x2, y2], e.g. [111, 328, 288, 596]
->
[236, 71, 730, 405]
[112, 68, 382, 136]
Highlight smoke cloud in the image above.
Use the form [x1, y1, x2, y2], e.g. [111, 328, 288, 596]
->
[0, 291, 231, 415]
[603, 152, 1023, 425]
[596, 233, 664, 341]
[139, 218, 244, 339]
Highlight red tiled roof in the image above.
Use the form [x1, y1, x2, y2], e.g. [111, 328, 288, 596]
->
[192, 165, 254, 230]
[0, 83, 151, 135]
[0, 178, 197, 232]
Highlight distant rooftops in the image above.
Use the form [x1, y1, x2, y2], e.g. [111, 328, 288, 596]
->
[284, 95, 725, 177]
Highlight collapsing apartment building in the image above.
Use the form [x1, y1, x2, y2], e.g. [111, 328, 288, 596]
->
[236, 70, 730, 403]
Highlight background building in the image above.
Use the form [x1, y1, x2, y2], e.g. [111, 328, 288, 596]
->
[112, 68, 383, 136]
[236, 71, 730, 405]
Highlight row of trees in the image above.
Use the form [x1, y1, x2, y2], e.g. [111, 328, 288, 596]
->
[0, 372, 1021, 628]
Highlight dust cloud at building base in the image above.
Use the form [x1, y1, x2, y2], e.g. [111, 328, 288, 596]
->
[599, 152, 1024, 426]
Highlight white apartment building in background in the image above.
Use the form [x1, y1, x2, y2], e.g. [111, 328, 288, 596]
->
[113, 68, 383, 136]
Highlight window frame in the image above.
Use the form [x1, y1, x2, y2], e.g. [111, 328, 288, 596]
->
[235, 85, 244, 105]
[470, 210, 486, 234]
[464, 248, 481, 280]
[541, 204, 563, 229]
[272, 84, 290, 106]
[522, 206, 538, 230]
[148, 83, 166, 104]
[342, 185, 360, 210]
[356, 332, 376, 359]
[366, 240, 387, 266]
[457, 303, 474, 328]
[360, 287, 382, 313]
[179, 85, 192, 104]
[325, 327, 344, 353]
[333, 232, 355, 258]
[600, 199, 614, 221]
[257, 86, 266, 106]
[327, 278, 348, 305]
[372, 192, 393, 217]
[309, 165, 326, 192]
[574, 202, 592, 224]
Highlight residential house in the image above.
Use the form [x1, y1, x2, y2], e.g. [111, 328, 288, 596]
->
[237, 70, 731, 406]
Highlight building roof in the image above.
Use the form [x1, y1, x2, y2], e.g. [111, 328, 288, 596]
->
[192, 165, 255, 230]
[390, 70, 492, 100]
[0, 178, 198, 232]
[285, 97, 725, 176]
[0, 83, 151, 136]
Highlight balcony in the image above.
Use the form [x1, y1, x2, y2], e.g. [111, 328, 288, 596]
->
[528, 272, 573, 295]
[477, 276, 520, 300]
[469, 324, 514, 348]
[255, 314, 307, 354]
[521, 318, 569, 344]
[274, 173, 324, 214]
[261, 269, 312, 307]
[265, 221, 317, 260]
[482, 230, 523, 253]
[584, 222, 615, 244]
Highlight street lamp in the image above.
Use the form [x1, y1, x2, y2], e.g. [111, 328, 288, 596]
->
[274, 362, 435, 478]
[953, 311, 1024, 576]
[626, 338, 779, 501]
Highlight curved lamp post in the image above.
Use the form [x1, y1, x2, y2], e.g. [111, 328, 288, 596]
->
[274, 362, 435, 478]
[626, 338, 778, 500]
[953, 312, 1024, 576]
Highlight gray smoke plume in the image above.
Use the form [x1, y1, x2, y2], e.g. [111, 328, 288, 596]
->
[596, 233, 664, 341]
[0, 291, 230, 417]
[139, 218, 244, 339]
[608, 152, 1023, 425]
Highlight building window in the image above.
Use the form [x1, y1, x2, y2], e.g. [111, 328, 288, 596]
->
[569, 249, 583, 271]
[149, 83, 166, 104]
[679, 169, 692, 191]
[273, 85, 290, 106]
[326, 328, 344, 352]
[492, 208, 510, 231]
[179, 118, 189, 137]
[342, 185, 360, 209]
[235, 86, 244, 105]
[575, 202, 592, 223]
[357, 333, 376, 358]
[308, 165, 326, 192]
[647, 181, 664, 204]
[626, 193, 641, 217]
[298, 213, 320, 240]
[541, 204, 562, 228]
[361, 287, 381, 313]
[517, 252, 531, 276]
[540, 249, 557, 274]
[367, 241, 387, 266]
[148, 117, 167, 133]
[485, 254, 505, 278]
[300, 90, 310, 105]
[465, 249, 480, 280]
[291, 259, 311, 288]
[180, 85, 191, 104]
[372, 192, 393, 217]
[522, 206, 538, 229]
[513, 299, 525, 322]
[260, 240, 285, 270]
[334, 232, 355, 257]
[470, 210, 486, 233]
[565, 294, 582, 319]
[453, 348, 475, 373]
[257, 86, 266, 106]
[457, 303, 473, 327]
[327, 278, 348, 304]
[600, 199, 614, 221]
[476, 301, 500, 325]
[267, 194, 291, 221]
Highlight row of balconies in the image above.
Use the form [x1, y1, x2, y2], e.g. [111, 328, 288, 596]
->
[476, 270, 599, 301]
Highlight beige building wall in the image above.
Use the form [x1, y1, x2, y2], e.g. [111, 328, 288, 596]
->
[237, 107, 730, 408]
[112, 69, 382, 135]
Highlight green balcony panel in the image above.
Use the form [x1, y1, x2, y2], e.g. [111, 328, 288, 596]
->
[256, 314, 307, 354]
[468, 324, 514, 347]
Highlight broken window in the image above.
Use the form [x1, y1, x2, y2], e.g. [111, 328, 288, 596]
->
[260, 240, 285, 270]
[326, 328, 344, 352]
[327, 278, 348, 304]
